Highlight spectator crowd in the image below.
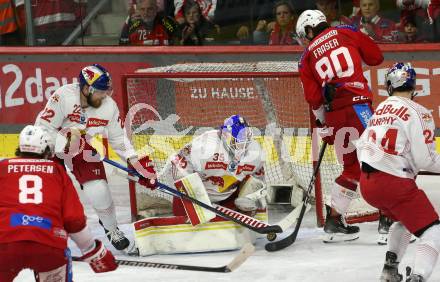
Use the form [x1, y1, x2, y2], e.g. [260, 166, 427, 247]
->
[1, 0, 440, 46]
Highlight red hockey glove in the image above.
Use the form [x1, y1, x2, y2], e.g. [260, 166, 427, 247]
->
[80, 240, 118, 273]
[129, 156, 158, 190]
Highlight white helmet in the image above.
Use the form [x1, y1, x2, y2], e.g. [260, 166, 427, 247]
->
[385, 62, 416, 95]
[19, 125, 54, 155]
[296, 10, 327, 39]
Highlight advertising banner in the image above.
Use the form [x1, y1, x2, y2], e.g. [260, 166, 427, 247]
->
[1, 59, 440, 125]
[0, 62, 149, 124]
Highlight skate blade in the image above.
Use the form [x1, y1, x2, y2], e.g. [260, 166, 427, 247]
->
[379, 273, 403, 282]
[377, 233, 388, 245]
[323, 232, 359, 243]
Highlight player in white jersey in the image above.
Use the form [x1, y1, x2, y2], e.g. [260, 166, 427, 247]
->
[356, 62, 440, 282]
[171, 114, 265, 220]
[34, 64, 157, 251]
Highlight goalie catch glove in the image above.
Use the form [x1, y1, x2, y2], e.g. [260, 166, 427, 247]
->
[80, 240, 118, 273]
[128, 156, 158, 189]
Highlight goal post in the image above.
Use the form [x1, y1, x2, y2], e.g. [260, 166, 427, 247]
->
[119, 61, 379, 226]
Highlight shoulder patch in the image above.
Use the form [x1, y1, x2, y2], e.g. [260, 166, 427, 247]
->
[335, 24, 358, 32]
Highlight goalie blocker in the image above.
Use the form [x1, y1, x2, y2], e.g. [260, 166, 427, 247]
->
[133, 173, 268, 256]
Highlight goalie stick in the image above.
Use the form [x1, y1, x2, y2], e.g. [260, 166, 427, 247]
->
[265, 142, 328, 252]
[73, 242, 255, 273]
[103, 158, 282, 237]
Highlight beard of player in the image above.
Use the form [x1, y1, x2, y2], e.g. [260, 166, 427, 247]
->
[81, 86, 103, 108]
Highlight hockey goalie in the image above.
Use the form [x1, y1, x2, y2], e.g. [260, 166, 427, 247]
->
[134, 114, 267, 255]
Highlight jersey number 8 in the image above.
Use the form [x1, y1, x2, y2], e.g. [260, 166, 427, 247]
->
[19, 175, 43, 204]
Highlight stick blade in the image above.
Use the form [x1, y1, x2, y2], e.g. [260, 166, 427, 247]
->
[225, 243, 255, 272]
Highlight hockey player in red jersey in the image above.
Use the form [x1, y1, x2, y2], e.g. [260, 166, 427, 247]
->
[357, 63, 440, 282]
[295, 10, 383, 242]
[0, 125, 117, 282]
[34, 64, 157, 251]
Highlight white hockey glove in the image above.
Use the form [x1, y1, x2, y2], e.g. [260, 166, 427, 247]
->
[312, 105, 326, 126]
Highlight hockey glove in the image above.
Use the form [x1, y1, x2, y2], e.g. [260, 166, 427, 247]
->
[129, 156, 158, 189]
[80, 240, 118, 273]
[315, 120, 334, 145]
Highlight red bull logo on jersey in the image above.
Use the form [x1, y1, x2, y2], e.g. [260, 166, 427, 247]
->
[207, 176, 225, 187]
[67, 114, 81, 123]
[374, 104, 410, 121]
[422, 113, 433, 122]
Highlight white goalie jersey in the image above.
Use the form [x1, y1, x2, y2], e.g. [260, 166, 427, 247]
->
[356, 96, 440, 178]
[34, 83, 137, 160]
[171, 130, 265, 202]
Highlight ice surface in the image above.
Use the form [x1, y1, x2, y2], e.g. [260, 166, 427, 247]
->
[13, 168, 440, 282]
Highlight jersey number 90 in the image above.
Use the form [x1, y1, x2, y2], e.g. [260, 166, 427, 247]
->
[315, 47, 354, 82]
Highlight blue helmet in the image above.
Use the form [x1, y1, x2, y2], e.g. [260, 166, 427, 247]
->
[385, 62, 416, 95]
[220, 115, 253, 158]
[79, 64, 112, 91]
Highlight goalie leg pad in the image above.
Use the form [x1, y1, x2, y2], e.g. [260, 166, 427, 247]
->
[174, 173, 216, 226]
[133, 216, 255, 256]
[331, 183, 358, 215]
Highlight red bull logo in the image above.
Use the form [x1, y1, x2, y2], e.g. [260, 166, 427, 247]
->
[207, 176, 225, 187]
[82, 66, 101, 85]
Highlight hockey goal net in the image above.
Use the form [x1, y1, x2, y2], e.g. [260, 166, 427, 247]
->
[120, 61, 379, 226]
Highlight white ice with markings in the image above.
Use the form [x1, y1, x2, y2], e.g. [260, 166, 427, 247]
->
[13, 167, 440, 282]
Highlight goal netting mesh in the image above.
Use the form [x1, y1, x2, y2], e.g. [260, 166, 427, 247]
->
[121, 61, 378, 225]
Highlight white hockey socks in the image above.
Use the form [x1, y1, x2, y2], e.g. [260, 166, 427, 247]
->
[388, 222, 412, 262]
[174, 173, 216, 226]
[82, 179, 118, 231]
[413, 224, 440, 280]
[330, 184, 357, 215]
[70, 225, 96, 254]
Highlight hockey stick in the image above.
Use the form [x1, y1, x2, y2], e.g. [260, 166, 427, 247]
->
[103, 158, 282, 237]
[73, 242, 255, 273]
[265, 142, 328, 252]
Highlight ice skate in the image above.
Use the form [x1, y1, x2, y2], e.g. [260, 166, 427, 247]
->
[380, 251, 403, 282]
[99, 221, 130, 250]
[406, 275, 424, 282]
[405, 267, 424, 282]
[323, 205, 359, 242]
[323, 215, 360, 243]
[377, 213, 394, 245]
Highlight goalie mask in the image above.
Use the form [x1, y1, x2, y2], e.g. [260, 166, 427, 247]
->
[385, 62, 417, 98]
[19, 125, 54, 156]
[220, 115, 253, 164]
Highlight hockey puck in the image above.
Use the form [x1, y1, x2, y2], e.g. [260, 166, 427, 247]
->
[266, 232, 277, 241]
